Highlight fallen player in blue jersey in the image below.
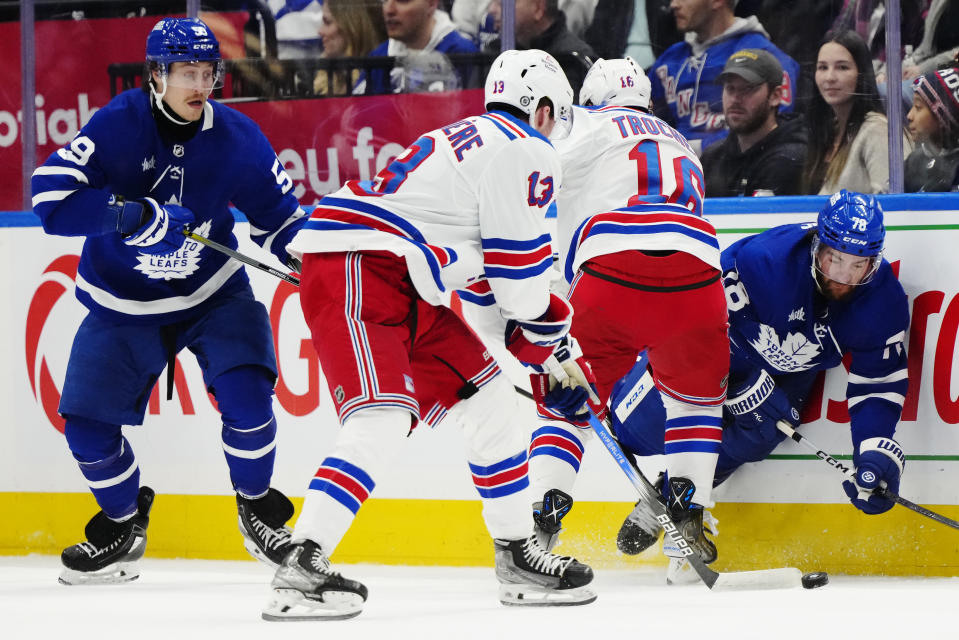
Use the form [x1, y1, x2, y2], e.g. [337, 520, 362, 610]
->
[610, 190, 909, 582]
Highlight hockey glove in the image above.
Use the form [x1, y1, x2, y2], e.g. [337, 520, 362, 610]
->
[725, 369, 800, 443]
[505, 294, 574, 367]
[843, 437, 904, 515]
[530, 336, 605, 426]
[114, 196, 194, 256]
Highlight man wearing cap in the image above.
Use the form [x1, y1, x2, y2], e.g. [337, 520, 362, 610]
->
[905, 67, 959, 192]
[700, 48, 808, 196]
[647, 0, 799, 154]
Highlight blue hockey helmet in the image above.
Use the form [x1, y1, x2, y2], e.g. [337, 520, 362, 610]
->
[812, 190, 885, 287]
[146, 18, 224, 89]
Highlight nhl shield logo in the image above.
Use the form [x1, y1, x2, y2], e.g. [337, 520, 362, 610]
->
[334, 385, 345, 403]
[173, 144, 185, 157]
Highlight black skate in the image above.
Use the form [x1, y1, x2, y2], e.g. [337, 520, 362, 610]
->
[662, 477, 718, 585]
[532, 488, 573, 552]
[262, 540, 368, 621]
[237, 487, 295, 568]
[616, 473, 664, 555]
[494, 534, 596, 606]
[59, 486, 154, 585]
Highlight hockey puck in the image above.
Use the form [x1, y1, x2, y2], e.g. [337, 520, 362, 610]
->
[801, 572, 829, 589]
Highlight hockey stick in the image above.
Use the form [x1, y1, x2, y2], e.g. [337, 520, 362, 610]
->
[586, 412, 802, 590]
[184, 230, 301, 286]
[776, 421, 959, 531]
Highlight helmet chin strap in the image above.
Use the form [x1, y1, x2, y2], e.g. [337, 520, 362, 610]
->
[150, 75, 190, 125]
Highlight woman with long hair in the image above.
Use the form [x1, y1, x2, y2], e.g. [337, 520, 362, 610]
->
[313, 0, 386, 96]
[802, 29, 912, 194]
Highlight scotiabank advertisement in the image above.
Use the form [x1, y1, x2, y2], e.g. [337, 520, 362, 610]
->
[7, 198, 959, 508]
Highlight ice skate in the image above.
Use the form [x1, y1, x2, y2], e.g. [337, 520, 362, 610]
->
[59, 486, 154, 585]
[237, 487, 295, 568]
[494, 534, 596, 606]
[662, 477, 718, 585]
[262, 540, 368, 621]
[532, 488, 573, 552]
[616, 473, 664, 555]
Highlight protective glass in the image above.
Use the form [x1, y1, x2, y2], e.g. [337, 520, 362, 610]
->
[812, 237, 882, 286]
[162, 61, 225, 90]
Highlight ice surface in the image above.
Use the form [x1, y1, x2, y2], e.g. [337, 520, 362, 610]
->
[1, 556, 955, 639]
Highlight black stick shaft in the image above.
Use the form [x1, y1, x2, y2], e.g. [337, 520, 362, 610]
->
[185, 230, 300, 286]
[776, 420, 959, 531]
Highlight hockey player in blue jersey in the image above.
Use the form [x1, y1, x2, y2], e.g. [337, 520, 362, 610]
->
[611, 191, 910, 576]
[31, 17, 306, 585]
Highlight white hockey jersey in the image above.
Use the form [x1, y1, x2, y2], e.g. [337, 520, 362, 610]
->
[554, 105, 720, 284]
[288, 110, 561, 325]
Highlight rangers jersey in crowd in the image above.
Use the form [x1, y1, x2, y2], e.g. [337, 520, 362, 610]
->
[554, 105, 719, 284]
[723, 223, 910, 444]
[32, 89, 305, 324]
[648, 16, 799, 151]
[288, 110, 560, 327]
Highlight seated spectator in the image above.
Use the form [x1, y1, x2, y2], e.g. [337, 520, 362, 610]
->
[314, 0, 387, 96]
[485, 0, 596, 100]
[269, 0, 325, 59]
[701, 49, 808, 196]
[358, 0, 478, 95]
[647, 0, 799, 155]
[905, 67, 959, 192]
[454, 0, 596, 47]
[452, 0, 500, 48]
[585, 0, 681, 68]
[899, 0, 959, 83]
[831, 0, 925, 79]
[802, 30, 913, 194]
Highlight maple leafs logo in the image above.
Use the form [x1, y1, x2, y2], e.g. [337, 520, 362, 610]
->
[748, 324, 821, 372]
[133, 219, 211, 281]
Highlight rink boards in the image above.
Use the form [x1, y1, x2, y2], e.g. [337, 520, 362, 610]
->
[3, 193, 959, 576]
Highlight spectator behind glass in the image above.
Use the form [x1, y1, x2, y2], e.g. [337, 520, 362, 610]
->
[701, 49, 808, 196]
[647, 0, 799, 155]
[585, 0, 683, 68]
[485, 0, 596, 100]
[453, 0, 597, 48]
[270, 0, 325, 59]
[802, 30, 913, 195]
[905, 68, 959, 192]
[314, 0, 387, 96]
[357, 0, 478, 94]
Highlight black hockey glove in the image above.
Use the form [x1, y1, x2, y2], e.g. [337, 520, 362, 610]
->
[725, 368, 800, 442]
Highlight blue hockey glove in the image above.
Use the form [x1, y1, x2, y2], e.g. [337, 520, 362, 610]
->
[725, 369, 800, 442]
[842, 437, 904, 515]
[114, 196, 194, 256]
[530, 336, 605, 426]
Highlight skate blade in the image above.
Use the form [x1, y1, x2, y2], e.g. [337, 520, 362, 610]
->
[59, 562, 140, 586]
[262, 588, 364, 621]
[498, 583, 597, 607]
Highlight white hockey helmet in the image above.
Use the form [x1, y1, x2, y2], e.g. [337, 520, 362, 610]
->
[484, 49, 574, 139]
[579, 56, 651, 110]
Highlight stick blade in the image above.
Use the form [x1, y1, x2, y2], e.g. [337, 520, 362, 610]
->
[710, 567, 802, 591]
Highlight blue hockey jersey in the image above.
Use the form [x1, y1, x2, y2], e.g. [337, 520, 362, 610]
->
[723, 223, 910, 445]
[648, 16, 799, 152]
[32, 89, 305, 325]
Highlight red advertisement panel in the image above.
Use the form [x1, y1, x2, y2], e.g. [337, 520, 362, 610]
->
[0, 15, 484, 210]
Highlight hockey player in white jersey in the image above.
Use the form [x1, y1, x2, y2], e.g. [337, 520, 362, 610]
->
[526, 57, 730, 579]
[262, 49, 598, 621]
